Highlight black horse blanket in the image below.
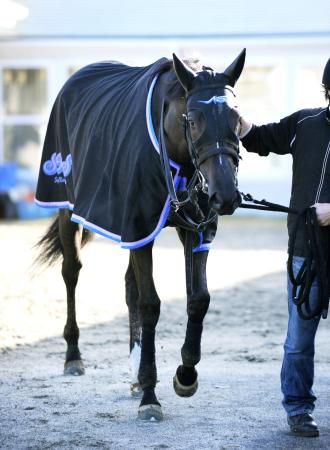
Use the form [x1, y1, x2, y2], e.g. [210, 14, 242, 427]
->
[35, 59, 216, 250]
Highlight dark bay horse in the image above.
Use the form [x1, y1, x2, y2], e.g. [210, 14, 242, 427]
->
[35, 50, 246, 420]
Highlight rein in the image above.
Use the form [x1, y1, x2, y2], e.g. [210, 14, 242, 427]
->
[240, 192, 330, 320]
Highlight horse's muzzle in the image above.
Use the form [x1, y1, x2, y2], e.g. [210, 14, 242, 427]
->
[209, 191, 242, 216]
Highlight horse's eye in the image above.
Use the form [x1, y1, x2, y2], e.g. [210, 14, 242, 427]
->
[189, 120, 196, 128]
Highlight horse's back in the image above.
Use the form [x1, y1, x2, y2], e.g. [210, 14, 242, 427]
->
[59, 60, 163, 109]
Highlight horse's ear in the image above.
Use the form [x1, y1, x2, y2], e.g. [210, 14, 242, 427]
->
[172, 53, 196, 92]
[223, 48, 246, 87]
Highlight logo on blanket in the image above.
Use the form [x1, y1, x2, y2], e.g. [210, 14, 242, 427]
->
[198, 96, 227, 105]
[43, 152, 72, 183]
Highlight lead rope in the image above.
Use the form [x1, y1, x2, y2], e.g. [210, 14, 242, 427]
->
[240, 192, 330, 320]
[287, 208, 329, 320]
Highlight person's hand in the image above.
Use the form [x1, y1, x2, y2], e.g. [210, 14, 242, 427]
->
[312, 203, 330, 226]
[238, 116, 252, 139]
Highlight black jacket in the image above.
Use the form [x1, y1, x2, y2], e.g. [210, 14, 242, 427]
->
[242, 107, 330, 256]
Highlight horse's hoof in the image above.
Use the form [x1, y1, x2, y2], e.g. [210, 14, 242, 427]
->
[64, 360, 85, 376]
[130, 382, 142, 398]
[138, 404, 163, 421]
[173, 372, 198, 397]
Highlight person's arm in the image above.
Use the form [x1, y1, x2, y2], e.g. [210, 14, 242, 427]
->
[312, 203, 330, 226]
[239, 110, 302, 156]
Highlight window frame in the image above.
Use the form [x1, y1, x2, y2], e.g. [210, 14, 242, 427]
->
[0, 58, 69, 165]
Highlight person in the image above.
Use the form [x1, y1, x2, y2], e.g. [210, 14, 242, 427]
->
[238, 58, 330, 437]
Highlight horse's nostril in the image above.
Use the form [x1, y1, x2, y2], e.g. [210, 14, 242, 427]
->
[209, 193, 223, 211]
[210, 191, 241, 215]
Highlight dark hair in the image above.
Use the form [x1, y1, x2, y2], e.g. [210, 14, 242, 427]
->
[323, 84, 330, 102]
[322, 58, 330, 101]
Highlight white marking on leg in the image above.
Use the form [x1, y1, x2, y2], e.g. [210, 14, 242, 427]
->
[129, 342, 141, 384]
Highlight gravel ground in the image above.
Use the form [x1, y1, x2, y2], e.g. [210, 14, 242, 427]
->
[0, 215, 329, 449]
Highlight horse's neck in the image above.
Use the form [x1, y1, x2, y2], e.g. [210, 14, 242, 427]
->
[152, 73, 190, 165]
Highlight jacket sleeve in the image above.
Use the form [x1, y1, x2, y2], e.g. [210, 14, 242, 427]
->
[241, 110, 302, 156]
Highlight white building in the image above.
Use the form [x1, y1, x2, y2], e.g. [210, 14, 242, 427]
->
[0, 0, 329, 206]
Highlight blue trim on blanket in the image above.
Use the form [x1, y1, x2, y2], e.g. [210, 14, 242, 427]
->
[68, 171, 182, 249]
[34, 198, 74, 210]
[122, 173, 182, 248]
[70, 214, 121, 242]
[146, 75, 180, 171]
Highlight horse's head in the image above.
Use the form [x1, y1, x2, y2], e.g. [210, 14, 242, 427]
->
[172, 50, 245, 215]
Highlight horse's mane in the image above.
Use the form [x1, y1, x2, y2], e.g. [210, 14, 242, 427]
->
[158, 58, 204, 100]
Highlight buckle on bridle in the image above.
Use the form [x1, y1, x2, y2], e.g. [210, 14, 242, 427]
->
[170, 199, 180, 212]
[196, 171, 208, 194]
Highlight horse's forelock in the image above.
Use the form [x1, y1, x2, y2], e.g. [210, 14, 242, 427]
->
[193, 70, 228, 89]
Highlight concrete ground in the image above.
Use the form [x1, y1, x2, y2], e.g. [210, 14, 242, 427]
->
[0, 216, 329, 449]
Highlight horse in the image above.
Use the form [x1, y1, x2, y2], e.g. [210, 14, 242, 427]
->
[34, 49, 246, 421]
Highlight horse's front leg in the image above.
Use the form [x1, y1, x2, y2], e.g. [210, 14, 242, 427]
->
[174, 233, 210, 397]
[130, 242, 163, 421]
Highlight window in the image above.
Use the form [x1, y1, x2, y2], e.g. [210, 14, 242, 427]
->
[235, 65, 291, 184]
[68, 66, 82, 76]
[236, 66, 286, 124]
[4, 124, 44, 171]
[294, 66, 324, 110]
[3, 68, 47, 115]
[1, 67, 47, 171]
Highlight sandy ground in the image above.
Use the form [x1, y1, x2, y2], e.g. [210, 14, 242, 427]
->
[0, 215, 329, 450]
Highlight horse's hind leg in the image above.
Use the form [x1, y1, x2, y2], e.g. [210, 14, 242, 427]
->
[130, 242, 163, 421]
[125, 255, 142, 396]
[173, 229, 210, 397]
[59, 209, 85, 376]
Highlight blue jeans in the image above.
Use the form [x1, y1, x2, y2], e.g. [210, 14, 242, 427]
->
[281, 256, 321, 417]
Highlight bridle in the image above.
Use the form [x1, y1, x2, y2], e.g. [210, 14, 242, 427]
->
[159, 85, 240, 233]
[159, 101, 217, 233]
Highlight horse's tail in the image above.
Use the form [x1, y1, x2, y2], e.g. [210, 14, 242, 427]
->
[34, 215, 92, 267]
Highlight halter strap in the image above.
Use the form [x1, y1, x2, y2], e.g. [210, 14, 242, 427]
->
[186, 85, 235, 96]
